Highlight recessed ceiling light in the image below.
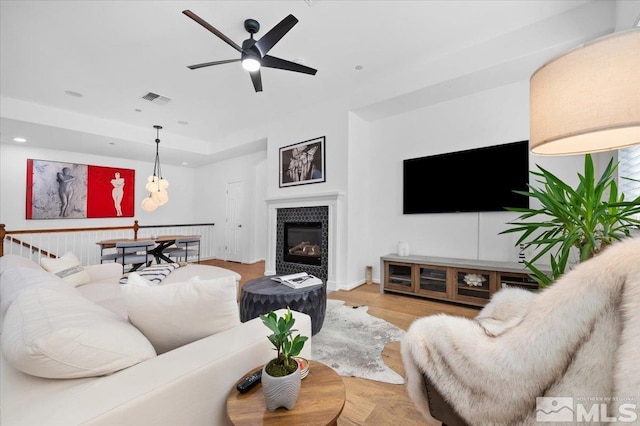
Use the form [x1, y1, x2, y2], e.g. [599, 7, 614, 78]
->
[13, 137, 27, 143]
[293, 58, 306, 65]
[177, 120, 189, 125]
[355, 65, 364, 71]
[64, 90, 83, 97]
[182, 162, 189, 166]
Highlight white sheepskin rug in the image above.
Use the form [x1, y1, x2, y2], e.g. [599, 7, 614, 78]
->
[312, 299, 405, 384]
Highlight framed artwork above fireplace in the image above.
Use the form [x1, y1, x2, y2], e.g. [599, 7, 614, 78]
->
[279, 136, 325, 187]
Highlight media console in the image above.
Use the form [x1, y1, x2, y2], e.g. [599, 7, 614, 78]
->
[380, 254, 548, 307]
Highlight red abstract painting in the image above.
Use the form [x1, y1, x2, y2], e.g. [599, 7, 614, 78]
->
[26, 159, 135, 219]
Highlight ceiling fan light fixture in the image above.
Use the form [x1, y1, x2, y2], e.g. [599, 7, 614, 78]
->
[183, 10, 317, 92]
[242, 54, 261, 72]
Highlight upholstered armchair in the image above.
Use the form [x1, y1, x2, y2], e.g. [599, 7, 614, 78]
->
[401, 237, 640, 425]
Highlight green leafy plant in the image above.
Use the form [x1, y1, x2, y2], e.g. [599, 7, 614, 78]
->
[260, 307, 308, 377]
[501, 154, 640, 287]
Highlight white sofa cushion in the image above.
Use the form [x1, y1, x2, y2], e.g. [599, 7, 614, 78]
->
[40, 252, 91, 287]
[122, 273, 240, 354]
[1, 266, 77, 320]
[2, 286, 156, 379]
[0, 254, 43, 275]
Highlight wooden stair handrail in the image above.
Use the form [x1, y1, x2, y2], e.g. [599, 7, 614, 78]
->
[4, 235, 57, 259]
[0, 221, 139, 257]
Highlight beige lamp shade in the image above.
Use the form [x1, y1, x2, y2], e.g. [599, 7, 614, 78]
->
[530, 28, 640, 155]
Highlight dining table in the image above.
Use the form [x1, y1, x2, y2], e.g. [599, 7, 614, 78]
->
[96, 234, 201, 266]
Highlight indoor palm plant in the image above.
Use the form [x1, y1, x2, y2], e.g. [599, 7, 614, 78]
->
[501, 153, 640, 287]
[259, 307, 308, 411]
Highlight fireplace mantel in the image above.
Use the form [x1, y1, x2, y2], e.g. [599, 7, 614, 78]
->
[265, 192, 344, 206]
[265, 192, 345, 290]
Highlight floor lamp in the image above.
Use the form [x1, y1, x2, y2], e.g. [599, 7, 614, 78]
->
[529, 28, 639, 156]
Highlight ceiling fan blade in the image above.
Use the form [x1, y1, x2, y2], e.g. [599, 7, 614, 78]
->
[249, 70, 263, 92]
[254, 14, 298, 57]
[187, 59, 241, 70]
[182, 10, 242, 53]
[261, 55, 317, 75]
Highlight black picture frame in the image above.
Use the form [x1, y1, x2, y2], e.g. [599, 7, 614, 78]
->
[279, 136, 326, 188]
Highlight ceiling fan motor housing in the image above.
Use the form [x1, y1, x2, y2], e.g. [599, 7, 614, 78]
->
[244, 18, 260, 35]
[241, 39, 261, 59]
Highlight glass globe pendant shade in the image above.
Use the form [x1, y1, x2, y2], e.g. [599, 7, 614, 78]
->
[153, 189, 169, 206]
[158, 178, 169, 190]
[141, 196, 158, 212]
[145, 178, 158, 193]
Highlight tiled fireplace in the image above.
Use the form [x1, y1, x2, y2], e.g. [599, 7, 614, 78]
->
[276, 206, 328, 284]
[265, 192, 344, 291]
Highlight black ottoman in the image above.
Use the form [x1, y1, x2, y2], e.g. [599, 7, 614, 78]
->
[239, 275, 326, 335]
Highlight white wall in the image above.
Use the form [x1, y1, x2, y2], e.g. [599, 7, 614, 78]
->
[192, 148, 267, 263]
[363, 79, 585, 280]
[252, 159, 268, 263]
[615, 0, 640, 30]
[266, 97, 350, 198]
[346, 112, 372, 288]
[0, 143, 195, 229]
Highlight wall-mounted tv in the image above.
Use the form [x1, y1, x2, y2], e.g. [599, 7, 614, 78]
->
[403, 140, 529, 214]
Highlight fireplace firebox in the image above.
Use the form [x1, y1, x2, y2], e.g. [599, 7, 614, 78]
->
[283, 222, 322, 266]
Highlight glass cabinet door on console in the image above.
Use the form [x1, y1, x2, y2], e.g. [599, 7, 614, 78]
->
[415, 265, 449, 300]
[499, 273, 539, 292]
[453, 268, 493, 305]
[384, 262, 414, 293]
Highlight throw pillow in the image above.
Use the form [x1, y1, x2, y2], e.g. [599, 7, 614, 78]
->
[1, 287, 156, 379]
[119, 262, 180, 284]
[122, 273, 240, 354]
[1, 266, 77, 320]
[40, 252, 91, 287]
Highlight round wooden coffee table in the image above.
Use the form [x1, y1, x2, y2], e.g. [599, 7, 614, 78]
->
[226, 360, 346, 426]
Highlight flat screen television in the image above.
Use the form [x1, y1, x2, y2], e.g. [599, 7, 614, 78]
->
[403, 140, 529, 214]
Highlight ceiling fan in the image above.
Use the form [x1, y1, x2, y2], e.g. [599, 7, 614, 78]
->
[182, 10, 317, 92]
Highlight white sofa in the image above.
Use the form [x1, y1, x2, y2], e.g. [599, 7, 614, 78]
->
[0, 255, 312, 426]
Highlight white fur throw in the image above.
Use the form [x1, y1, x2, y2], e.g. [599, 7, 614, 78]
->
[401, 236, 640, 425]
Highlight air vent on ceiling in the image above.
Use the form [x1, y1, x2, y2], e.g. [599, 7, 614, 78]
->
[141, 92, 172, 105]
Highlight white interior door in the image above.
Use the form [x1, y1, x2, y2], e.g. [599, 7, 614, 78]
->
[224, 181, 244, 262]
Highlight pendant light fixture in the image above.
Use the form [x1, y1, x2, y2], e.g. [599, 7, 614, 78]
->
[141, 125, 169, 212]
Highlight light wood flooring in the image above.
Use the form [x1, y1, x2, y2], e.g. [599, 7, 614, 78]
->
[201, 259, 480, 426]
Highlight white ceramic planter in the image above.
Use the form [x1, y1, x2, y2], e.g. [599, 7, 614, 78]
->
[261, 363, 301, 411]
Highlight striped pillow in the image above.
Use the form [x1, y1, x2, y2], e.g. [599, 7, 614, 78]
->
[120, 263, 180, 285]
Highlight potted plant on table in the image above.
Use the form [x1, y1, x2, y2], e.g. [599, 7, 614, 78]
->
[259, 307, 309, 411]
[501, 153, 640, 287]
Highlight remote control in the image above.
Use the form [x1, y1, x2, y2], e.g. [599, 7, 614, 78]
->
[236, 369, 262, 393]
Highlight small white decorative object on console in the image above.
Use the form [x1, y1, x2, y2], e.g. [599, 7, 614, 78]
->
[398, 241, 410, 257]
[463, 273, 486, 287]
